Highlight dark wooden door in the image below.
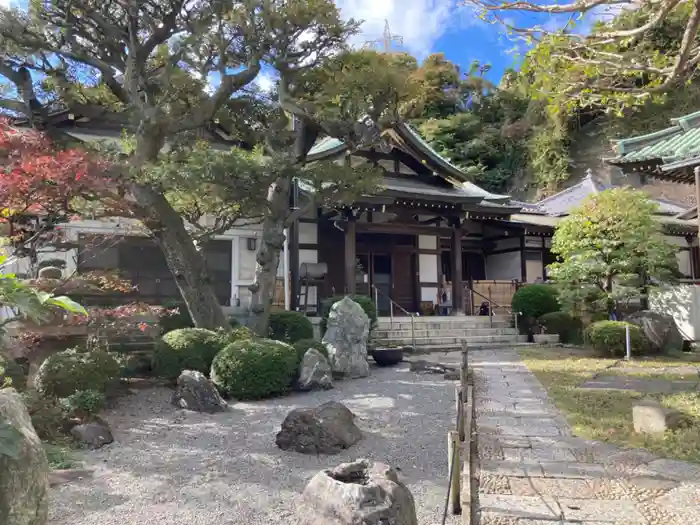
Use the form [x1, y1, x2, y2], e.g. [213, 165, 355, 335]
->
[391, 251, 417, 313]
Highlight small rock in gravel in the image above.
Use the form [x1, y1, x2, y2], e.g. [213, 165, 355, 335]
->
[70, 421, 114, 449]
[172, 370, 228, 413]
[276, 401, 362, 455]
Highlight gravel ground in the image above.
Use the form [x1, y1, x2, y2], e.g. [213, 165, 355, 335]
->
[49, 363, 461, 525]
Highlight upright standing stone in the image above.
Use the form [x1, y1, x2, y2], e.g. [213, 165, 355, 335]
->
[172, 370, 228, 413]
[301, 459, 418, 525]
[322, 297, 370, 378]
[0, 388, 50, 525]
[626, 311, 684, 354]
[297, 348, 333, 391]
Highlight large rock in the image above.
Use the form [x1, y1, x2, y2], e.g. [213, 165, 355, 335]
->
[172, 370, 228, 413]
[70, 421, 114, 449]
[297, 348, 333, 391]
[275, 401, 362, 455]
[0, 388, 50, 525]
[626, 311, 684, 354]
[322, 297, 370, 378]
[633, 399, 685, 435]
[301, 459, 418, 525]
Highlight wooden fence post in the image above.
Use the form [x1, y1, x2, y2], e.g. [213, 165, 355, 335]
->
[448, 430, 462, 515]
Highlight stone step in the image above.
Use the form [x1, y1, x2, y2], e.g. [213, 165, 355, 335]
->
[410, 341, 536, 352]
[387, 334, 528, 346]
[374, 328, 520, 339]
[376, 320, 513, 331]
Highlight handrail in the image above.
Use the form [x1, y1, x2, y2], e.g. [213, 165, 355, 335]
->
[371, 284, 416, 350]
[463, 284, 516, 329]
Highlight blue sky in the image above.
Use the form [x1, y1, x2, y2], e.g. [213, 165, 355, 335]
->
[334, 0, 528, 85]
[330, 0, 618, 87]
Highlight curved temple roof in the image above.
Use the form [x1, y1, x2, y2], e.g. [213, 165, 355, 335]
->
[306, 122, 511, 204]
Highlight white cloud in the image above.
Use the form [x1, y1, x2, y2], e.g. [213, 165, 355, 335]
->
[255, 70, 277, 93]
[335, 0, 478, 58]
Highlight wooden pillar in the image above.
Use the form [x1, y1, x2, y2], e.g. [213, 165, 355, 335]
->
[289, 181, 300, 311]
[345, 214, 357, 294]
[451, 223, 464, 315]
[520, 232, 527, 283]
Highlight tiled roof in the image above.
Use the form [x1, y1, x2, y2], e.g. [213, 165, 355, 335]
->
[305, 122, 511, 203]
[607, 110, 700, 166]
[530, 171, 687, 216]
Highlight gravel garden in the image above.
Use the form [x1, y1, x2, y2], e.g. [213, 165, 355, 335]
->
[2, 292, 460, 525]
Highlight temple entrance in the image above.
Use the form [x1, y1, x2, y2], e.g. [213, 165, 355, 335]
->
[356, 233, 418, 315]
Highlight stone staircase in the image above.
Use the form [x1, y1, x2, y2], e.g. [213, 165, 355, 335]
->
[374, 315, 528, 352]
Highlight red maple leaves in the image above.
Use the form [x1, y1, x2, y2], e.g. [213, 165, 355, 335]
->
[0, 118, 109, 218]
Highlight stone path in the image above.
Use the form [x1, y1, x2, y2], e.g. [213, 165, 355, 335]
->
[470, 349, 700, 525]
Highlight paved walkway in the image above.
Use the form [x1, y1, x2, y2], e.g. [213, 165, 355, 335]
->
[470, 349, 700, 525]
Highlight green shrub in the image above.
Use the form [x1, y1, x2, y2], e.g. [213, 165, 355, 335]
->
[585, 321, 649, 357]
[267, 311, 314, 344]
[158, 302, 194, 334]
[22, 390, 67, 441]
[217, 326, 256, 346]
[211, 339, 298, 400]
[320, 295, 378, 334]
[152, 328, 225, 380]
[0, 355, 27, 391]
[59, 389, 106, 419]
[512, 285, 559, 335]
[292, 338, 329, 365]
[538, 311, 583, 344]
[227, 316, 241, 329]
[35, 348, 121, 398]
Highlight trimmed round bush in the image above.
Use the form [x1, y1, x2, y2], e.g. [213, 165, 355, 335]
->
[152, 328, 225, 380]
[217, 325, 257, 346]
[585, 321, 649, 357]
[292, 338, 329, 365]
[538, 311, 583, 344]
[512, 285, 559, 335]
[267, 311, 314, 344]
[35, 348, 121, 398]
[211, 339, 298, 400]
[320, 295, 377, 334]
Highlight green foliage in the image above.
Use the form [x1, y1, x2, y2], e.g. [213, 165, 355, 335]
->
[59, 390, 106, 419]
[22, 390, 66, 441]
[152, 328, 225, 380]
[211, 339, 298, 400]
[512, 285, 560, 320]
[227, 316, 241, 329]
[43, 442, 77, 470]
[267, 311, 314, 344]
[320, 295, 378, 334]
[548, 188, 678, 316]
[538, 311, 583, 344]
[0, 355, 26, 391]
[292, 338, 329, 365]
[35, 348, 120, 399]
[585, 321, 649, 357]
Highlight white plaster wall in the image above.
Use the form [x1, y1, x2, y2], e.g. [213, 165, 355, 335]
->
[299, 222, 318, 244]
[677, 251, 692, 278]
[421, 286, 439, 303]
[418, 235, 437, 251]
[526, 258, 544, 283]
[419, 253, 439, 283]
[486, 252, 522, 280]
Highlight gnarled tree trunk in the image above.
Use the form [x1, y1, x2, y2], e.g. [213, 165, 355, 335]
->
[248, 177, 291, 336]
[130, 130, 228, 330]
